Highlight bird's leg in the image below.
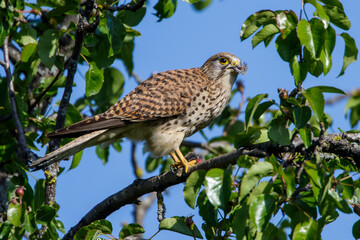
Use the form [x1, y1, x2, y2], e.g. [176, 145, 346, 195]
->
[170, 152, 181, 163]
[169, 148, 197, 173]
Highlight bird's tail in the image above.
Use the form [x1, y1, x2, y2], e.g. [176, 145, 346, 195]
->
[29, 128, 123, 170]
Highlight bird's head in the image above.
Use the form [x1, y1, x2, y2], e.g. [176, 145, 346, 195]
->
[201, 52, 248, 82]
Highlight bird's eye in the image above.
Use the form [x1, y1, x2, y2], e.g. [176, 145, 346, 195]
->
[219, 57, 229, 65]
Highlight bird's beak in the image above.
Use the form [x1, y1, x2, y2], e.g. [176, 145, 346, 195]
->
[229, 61, 248, 75]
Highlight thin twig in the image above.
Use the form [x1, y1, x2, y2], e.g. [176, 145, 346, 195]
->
[2, 36, 33, 163]
[28, 58, 70, 113]
[131, 143, 141, 179]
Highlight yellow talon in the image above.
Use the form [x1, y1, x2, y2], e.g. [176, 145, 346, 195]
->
[170, 148, 197, 173]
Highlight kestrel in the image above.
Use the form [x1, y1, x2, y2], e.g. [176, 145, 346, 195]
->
[29, 53, 247, 172]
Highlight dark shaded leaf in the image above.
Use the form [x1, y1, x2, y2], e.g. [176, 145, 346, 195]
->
[268, 117, 291, 146]
[276, 30, 301, 62]
[245, 94, 268, 129]
[36, 205, 56, 225]
[293, 106, 312, 129]
[323, 4, 350, 30]
[107, 13, 126, 54]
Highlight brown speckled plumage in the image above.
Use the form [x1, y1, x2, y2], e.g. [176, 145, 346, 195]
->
[30, 53, 247, 171]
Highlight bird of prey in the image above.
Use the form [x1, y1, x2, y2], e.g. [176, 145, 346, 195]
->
[29, 52, 247, 172]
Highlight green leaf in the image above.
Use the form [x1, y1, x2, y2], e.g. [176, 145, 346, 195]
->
[21, 43, 37, 62]
[245, 94, 268, 129]
[94, 67, 124, 106]
[275, 30, 301, 62]
[36, 205, 57, 225]
[24, 212, 37, 234]
[315, 86, 346, 95]
[154, 0, 177, 21]
[38, 29, 59, 69]
[117, 4, 146, 27]
[276, 10, 298, 39]
[74, 220, 113, 240]
[69, 150, 83, 170]
[320, 25, 336, 75]
[159, 217, 203, 239]
[253, 101, 274, 120]
[47, 2, 78, 17]
[240, 10, 276, 41]
[249, 194, 276, 231]
[184, 170, 206, 208]
[299, 127, 312, 148]
[352, 220, 360, 239]
[268, 117, 291, 146]
[85, 62, 104, 97]
[297, 19, 325, 59]
[183, 0, 201, 3]
[303, 87, 325, 121]
[305, 0, 330, 28]
[290, 55, 307, 86]
[339, 175, 354, 200]
[293, 106, 311, 129]
[327, 189, 352, 213]
[7, 203, 23, 227]
[34, 179, 45, 210]
[145, 157, 163, 172]
[239, 161, 273, 200]
[304, 161, 322, 188]
[234, 126, 262, 148]
[293, 219, 319, 240]
[96, 145, 109, 165]
[232, 206, 248, 238]
[283, 168, 296, 198]
[338, 33, 358, 77]
[107, 13, 126, 54]
[252, 24, 279, 48]
[204, 167, 232, 209]
[196, 190, 217, 227]
[119, 223, 145, 240]
[323, 4, 350, 30]
[0, 222, 12, 239]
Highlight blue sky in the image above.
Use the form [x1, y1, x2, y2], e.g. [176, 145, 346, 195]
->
[29, 0, 360, 239]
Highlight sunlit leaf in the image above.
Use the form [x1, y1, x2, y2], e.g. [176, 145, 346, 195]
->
[119, 223, 145, 240]
[184, 170, 206, 208]
[249, 194, 276, 231]
[159, 217, 203, 239]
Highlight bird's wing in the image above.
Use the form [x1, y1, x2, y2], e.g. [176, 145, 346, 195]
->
[103, 68, 205, 121]
[47, 68, 206, 138]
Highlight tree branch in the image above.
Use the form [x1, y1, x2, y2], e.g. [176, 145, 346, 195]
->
[1, 36, 35, 163]
[63, 132, 360, 239]
[107, 0, 145, 12]
[44, 0, 95, 206]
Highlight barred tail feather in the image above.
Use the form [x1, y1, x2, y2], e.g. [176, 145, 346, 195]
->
[29, 128, 124, 170]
